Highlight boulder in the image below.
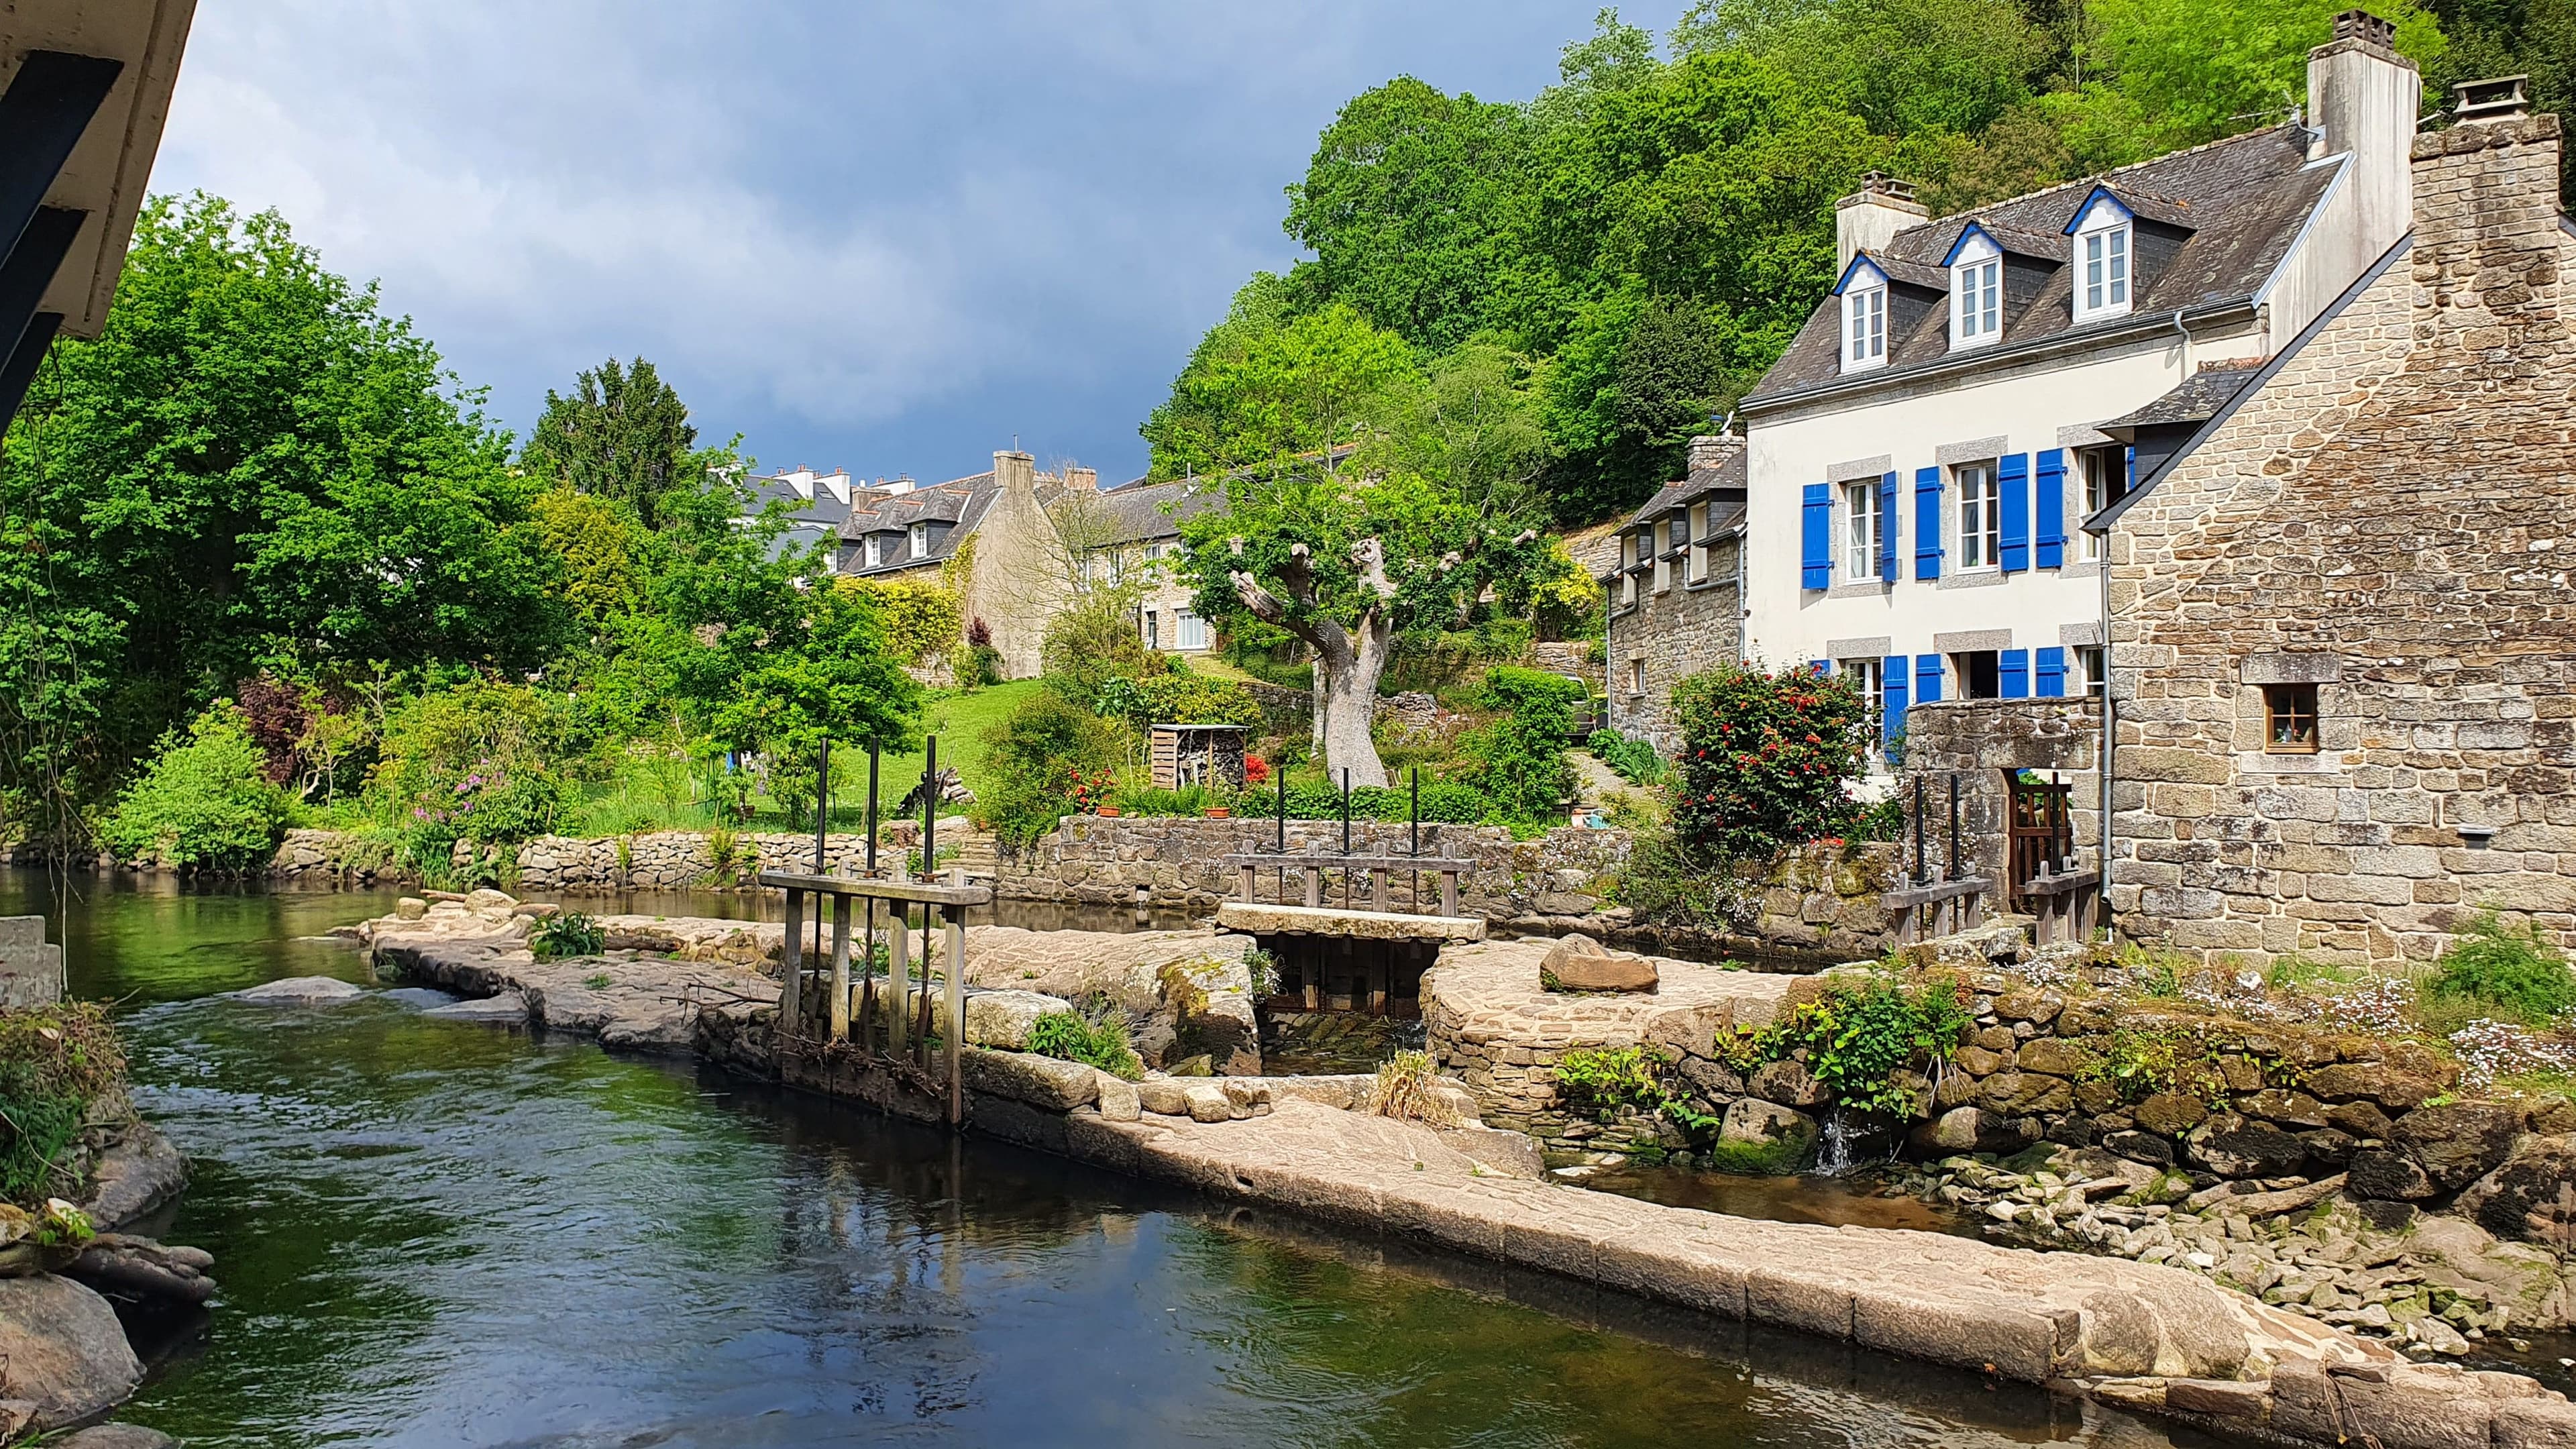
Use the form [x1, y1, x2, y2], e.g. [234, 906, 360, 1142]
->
[1672, 1057, 1743, 1101]
[2327, 1099, 2397, 1139]
[80, 1123, 186, 1232]
[2348, 1148, 2438, 1201]
[1713, 1098, 1816, 1174]
[56, 1428, 179, 1449]
[936, 989, 1076, 1051]
[1538, 935, 1658, 994]
[65, 1234, 215, 1306]
[1135, 1077, 1194, 1117]
[394, 897, 428, 920]
[2239, 1089, 2330, 1128]
[2184, 1115, 2308, 1179]
[0, 1275, 140, 1428]
[2133, 1091, 2209, 1137]
[2014, 1036, 2093, 1077]
[1906, 1106, 2030, 1155]
[1979, 1071, 2074, 1117]
[2392, 1101, 2527, 1191]
[232, 975, 365, 1003]
[2102, 1130, 2175, 1166]
[2455, 1133, 2576, 1247]
[958, 1048, 1098, 1112]
[1093, 1073, 1142, 1123]
[1744, 1059, 1830, 1109]
[1183, 1081, 1233, 1123]
[421, 991, 531, 1025]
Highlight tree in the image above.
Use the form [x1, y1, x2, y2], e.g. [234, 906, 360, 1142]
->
[2080, 0, 2446, 152]
[522, 357, 699, 529]
[709, 584, 922, 826]
[0, 194, 571, 829]
[1143, 301, 1418, 480]
[1179, 465, 1550, 788]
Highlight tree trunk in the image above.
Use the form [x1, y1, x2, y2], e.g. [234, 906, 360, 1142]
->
[1318, 614, 1393, 788]
[1309, 647, 1326, 757]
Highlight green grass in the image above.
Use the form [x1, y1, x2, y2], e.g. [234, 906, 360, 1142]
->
[845, 680, 1046, 824]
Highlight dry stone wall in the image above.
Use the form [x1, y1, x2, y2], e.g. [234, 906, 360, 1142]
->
[1898, 697, 2101, 889]
[2106, 115, 2576, 964]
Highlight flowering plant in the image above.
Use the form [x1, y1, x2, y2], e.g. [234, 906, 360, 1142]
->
[1666, 663, 1872, 862]
[1066, 765, 1116, 813]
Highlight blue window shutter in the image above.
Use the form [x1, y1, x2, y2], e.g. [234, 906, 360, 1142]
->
[2035, 449, 2065, 568]
[2000, 648, 2030, 698]
[2035, 646, 2067, 698]
[1998, 453, 2030, 573]
[1914, 653, 1943, 704]
[1801, 483, 1831, 590]
[1876, 470, 1898, 583]
[2125, 445, 2135, 492]
[1882, 655, 1908, 743]
[1913, 466, 1942, 580]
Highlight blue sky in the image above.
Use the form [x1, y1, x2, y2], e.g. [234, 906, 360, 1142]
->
[152, 2, 1688, 488]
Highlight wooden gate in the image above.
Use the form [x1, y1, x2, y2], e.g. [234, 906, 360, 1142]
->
[2006, 772, 2074, 908]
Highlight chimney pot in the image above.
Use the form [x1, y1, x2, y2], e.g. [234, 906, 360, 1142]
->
[1834, 172, 1927, 273]
[2453, 74, 2532, 123]
[2333, 8, 2397, 49]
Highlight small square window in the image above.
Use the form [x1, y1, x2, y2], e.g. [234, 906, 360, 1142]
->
[2265, 684, 2318, 753]
[2079, 646, 2107, 696]
[1956, 650, 2000, 700]
[1627, 657, 1647, 696]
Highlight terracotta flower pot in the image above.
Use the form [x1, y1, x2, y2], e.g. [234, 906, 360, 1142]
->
[1203, 807, 1231, 819]
[1096, 806, 1121, 818]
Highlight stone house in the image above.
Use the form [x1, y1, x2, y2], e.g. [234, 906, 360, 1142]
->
[1065, 474, 1225, 657]
[2096, 83, 2576, 965]
[1602, 433, 1747, 749]
[835, 449, 1098, 679]
[1735, 13, 2424, 768]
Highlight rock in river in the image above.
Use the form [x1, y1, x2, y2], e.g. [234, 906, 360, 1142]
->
[55, 1426, 178, 1449]
[421, 991, 531, 1026]
[0, 1275, 141, 1428]
[233, 975, 365, 1003]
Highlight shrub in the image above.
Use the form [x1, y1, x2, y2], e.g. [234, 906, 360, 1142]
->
[1668, 663, 1871, 863]
[1240, 777, 1500, 826]
[370, 678, 580, 867]
[0, 1004, 126, 1205]
[2428, 911, 2576, 1027]
[531, 910, 606, 961]
[1024, 1010, 1142, 1079]
[979, 693, 1123, 849]
[842, 576, 963, 666]
[1726, 972, 1971, 1118]
[1587, 728, 1666, 786]
[99, 704, 294, 872]
[1041, 584, 1155, 704]
[1095, 667, 1263, 731]
[1458, 666, 1588, 824]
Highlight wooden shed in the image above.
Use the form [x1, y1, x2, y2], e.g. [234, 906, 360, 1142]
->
[1148, 724, 1246, 790]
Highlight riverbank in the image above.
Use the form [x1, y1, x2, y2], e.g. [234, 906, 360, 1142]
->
[350, 897, 2576, 1449]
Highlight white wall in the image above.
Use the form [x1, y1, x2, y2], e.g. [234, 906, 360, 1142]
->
[1743, 325, 2267, 691]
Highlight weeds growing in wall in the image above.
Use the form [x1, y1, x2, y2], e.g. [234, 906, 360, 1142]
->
[0, 1004, 126, 1206]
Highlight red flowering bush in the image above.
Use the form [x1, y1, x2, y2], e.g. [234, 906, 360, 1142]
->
[1242, 753, 1271, 786]
[1667, 663, 1870, 863]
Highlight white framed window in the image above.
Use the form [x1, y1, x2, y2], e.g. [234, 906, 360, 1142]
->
[1686, 502, 1711, 583]
[2080, 646, 2108, 697]
[1175, 610, 1208, 651]
[1652, 519, 1672, 593]
[1843, 480, 1880, 579]
[908, 522, 928, 558]
[1627, 657, 1647, 696]
[1955, 461, 2000, 570]
[1144, 610, 1160, 649]
[1949, 230, 2003, 349]
[1840, 657, 1886, 746]
[2079, 444, 2125, 559]
[1842, 282, 1886, 372]
[2080, 225, 2130, 318]
[865, 534, 886, 568]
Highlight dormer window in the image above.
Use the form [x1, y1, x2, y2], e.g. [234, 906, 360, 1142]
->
[1834, 257, 1888, 374]
[1945, 226, 2002, 350]
[909, 522, 929, 557]
[2067, 190, 2135, 322]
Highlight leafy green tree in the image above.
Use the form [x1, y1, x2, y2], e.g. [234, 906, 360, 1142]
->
[1283, 78, 1540, 354]
[0, 194, 570, 831]
[1676, 0, 2059, 138]
[1541, 292, 1730, 521]
[979, 692, 1122, 850]
[2081, 0, 2446, 152]
[1143, 301, 1418, 480]
[1459, 666, 1589, 823]
[522, 357, 700, 529]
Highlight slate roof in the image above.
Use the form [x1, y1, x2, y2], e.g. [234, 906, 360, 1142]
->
[1748, 125, 2337, 406]
[1624, 439, 1749, 530]
[2097, 361, 2267, 433]
[836, 472, 1001, 576]
[1080, 475, 1223, 545]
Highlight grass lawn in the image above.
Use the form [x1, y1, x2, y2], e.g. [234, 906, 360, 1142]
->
[840, 678, 1045, 821]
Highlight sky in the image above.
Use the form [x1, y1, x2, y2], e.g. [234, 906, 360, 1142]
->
[150, 2, 1691, 489]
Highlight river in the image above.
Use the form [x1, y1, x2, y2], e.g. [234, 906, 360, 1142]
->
[4, 869, 2179, 1448]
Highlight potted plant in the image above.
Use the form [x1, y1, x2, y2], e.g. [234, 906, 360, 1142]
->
[1203, 805, 1230, 819]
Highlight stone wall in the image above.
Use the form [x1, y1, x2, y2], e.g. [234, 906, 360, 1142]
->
[1605, 531, 1743, 751]
[2106, 114, 2576, 964]
[1898, 696, 2102, 890]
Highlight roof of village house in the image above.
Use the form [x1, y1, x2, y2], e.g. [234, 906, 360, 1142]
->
[835, 471, 1002, 576]
[2097, 360, 2267, 433]
[1748, 124, 2339, 405]
[1623, 439, 1748, 530]
[1079, 475, 1224, 545]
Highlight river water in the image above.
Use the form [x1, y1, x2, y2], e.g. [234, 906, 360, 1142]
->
[4, 870, 2180, 1448]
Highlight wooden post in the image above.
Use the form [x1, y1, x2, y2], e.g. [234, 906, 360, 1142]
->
[1439, 869, 1458, 919]
[828, 893, 853, 1042]
[1302, 864, 1321, 908]
[887, 915, 910, 1055]
[1239, 863, 1256, 902]
[1367, 949, 1387, 1016]
[1371, 866, 1389, 912]
[780, 888, 806, 1033]
[944, 905, 965, 1126]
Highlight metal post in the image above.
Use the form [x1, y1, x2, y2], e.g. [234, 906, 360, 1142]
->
[922, 735, 938, 877]
[1409, 767, 1419, 857]
[828, 894, 852, 1042]
[1340, 768, 1351, 857]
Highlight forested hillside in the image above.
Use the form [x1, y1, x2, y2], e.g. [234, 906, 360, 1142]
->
[1142, 0, 2557, 525]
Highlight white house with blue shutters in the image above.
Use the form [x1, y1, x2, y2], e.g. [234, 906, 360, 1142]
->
[1732, 11, 2424, 767]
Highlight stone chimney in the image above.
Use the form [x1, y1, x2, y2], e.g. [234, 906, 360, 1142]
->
[2307, 9, 2420, 256]
[1686, 432, 1744, 478]
[1834, 171, 1925, 274]
[994, 449, 1036, 494]
[1064, 466, 1097, 491]
[2409, 99, 2562, 376]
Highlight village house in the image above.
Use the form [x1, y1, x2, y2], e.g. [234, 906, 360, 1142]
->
[746, 464, 887, 565]
[1731, 11, 2424, 766]
[1603, 432, 1747, 749]
[2095, 80, 2576, 965]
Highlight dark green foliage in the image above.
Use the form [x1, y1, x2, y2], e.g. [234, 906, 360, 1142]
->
[979, 693, 1124, 850]
[521, 357, 698, 529]
[1668, 663, 1872, 862]
[1092, 669, 1264, 730]
[2428, 910, 2576, 1026]
[1249, 777, 1501, 826]
[531, 910, 606, 961]
[97, 704, 293, 871]
[1024, 1011, 1142, 1079]
[1459, 666, 1588, 822]
[1587, 728, 1666, 786]
[0, 1004, 126, 1205]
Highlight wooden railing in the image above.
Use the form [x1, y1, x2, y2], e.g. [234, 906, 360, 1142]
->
[761, 868, 990, 1125]
[1222, 851, 1474, 919]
